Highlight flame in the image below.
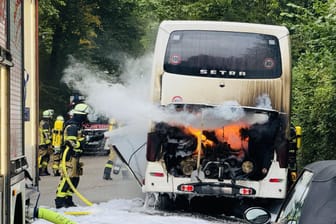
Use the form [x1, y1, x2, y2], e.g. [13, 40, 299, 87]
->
[181, 122, 249, 155]
[214, 122, 249, 150]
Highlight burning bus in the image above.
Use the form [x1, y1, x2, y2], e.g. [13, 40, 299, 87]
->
[142, 20, 302, 210]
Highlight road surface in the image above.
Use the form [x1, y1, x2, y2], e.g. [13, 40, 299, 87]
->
[34, 155, 247, 224]
[37, 155, 144, 208]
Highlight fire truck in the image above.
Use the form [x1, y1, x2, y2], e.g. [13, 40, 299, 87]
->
[0, 1, 40, 223]
[0, 1, 80, 223]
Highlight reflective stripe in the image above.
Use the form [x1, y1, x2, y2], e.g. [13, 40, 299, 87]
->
[65, 136, 77, 141]
[105, 163, 113, 169]
[56, 177, 68, 197]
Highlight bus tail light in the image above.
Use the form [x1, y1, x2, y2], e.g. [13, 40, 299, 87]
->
[239, 188, 253, 195]
[179, 184, 195, 192]
[269, 178, 283, 183]
[149, 172, 164, 177]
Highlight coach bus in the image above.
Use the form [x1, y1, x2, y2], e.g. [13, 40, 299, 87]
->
[143, 20, 301, 211]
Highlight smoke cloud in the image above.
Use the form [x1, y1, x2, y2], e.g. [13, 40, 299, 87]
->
[61, 55, 273, 130]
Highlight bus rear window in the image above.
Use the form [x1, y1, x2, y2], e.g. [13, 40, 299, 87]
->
[164, 30, 282, 78]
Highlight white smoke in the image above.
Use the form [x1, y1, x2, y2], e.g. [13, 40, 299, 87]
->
[62, 55, 155, 127]
[256, 93, 272, 109]
[61, 55, 273, 130]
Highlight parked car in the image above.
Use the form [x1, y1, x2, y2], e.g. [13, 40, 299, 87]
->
[243, 160, 336, 224]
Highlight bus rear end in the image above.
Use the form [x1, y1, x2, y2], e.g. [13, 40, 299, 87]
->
[144, 21, 297, 209]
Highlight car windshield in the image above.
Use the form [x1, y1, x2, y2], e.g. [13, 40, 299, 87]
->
[88, 113, 109, 124]
[277, 170, 314, 223]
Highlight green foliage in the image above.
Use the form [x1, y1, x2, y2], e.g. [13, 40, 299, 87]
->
[293, 49, 336, 167]
[284, 1, 336, 167]
[137, 0, 285, 23]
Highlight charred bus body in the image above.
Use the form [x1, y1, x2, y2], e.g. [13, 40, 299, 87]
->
[143, 21, 301, 210]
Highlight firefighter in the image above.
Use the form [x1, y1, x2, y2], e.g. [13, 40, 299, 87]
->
[55, 103, 104, 208]
[38, 109, 54, 176]
[103, 118, 121, 180]
[51, 115, 64, 176]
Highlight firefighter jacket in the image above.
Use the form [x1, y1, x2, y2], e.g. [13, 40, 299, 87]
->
[39, 118, 52, 146]
[63, 119, 85, 154]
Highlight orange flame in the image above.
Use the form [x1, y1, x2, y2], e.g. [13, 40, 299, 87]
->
[214, 122, 249, 150]
[181, 122, 249, 156]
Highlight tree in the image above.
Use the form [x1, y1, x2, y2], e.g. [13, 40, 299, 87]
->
[282, 1, 336, 166]
[39, 0, 146, 115]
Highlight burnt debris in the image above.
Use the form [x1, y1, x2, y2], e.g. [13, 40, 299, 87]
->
[147, 110, 285, 181]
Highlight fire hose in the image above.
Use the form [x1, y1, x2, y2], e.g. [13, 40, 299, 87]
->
[26, 146, 93, 224]
[61, 146, 93, 206]
[27, 194, 78, 223]
[35, 207, 77, 224]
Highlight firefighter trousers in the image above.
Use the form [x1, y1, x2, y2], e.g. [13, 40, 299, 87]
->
[103, 146, 118, 180]
[38, 144, 53, 175]
[51, 147, 61, 176]
[55, 154, 83, 208]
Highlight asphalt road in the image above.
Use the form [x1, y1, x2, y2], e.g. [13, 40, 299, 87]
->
[35, 155, 250, 223]
[37, 155, 144, 208]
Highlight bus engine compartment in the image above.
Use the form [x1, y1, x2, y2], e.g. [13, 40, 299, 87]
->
[146, 105, 288, 182]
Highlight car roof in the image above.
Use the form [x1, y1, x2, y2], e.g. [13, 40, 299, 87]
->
[305, 160, 336, 181]
[298, 160, 336, 224]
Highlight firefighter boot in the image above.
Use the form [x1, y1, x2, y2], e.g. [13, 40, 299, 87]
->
[65, 196, 77, 207]
[103, 160, 113, 180]
[53, 168, 60, 177]
[103, 173, 112, 180]
[55, 197, 67, 209]
[54, 170, 61, 176]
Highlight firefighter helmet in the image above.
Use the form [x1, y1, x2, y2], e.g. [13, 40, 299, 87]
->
[42, 109, 53, 118]
[73, 103, 90, 115]
[48, 109, 54, 117]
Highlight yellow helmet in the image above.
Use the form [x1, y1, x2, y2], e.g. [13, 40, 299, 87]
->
[73, 103, 90, 115]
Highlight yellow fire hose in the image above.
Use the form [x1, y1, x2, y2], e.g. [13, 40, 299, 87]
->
[61, 147, 93, 206]
[64, 211, 91, 216]
[36, 207, 76, 224]
[30, 148, 94, 224]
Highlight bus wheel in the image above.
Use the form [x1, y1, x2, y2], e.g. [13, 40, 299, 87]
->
[157, 193, 173, 211]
